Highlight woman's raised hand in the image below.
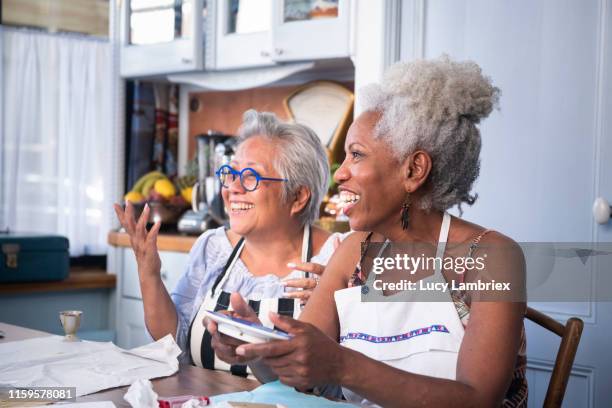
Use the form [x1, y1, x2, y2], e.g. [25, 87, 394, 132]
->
[113, 201, 162, 280]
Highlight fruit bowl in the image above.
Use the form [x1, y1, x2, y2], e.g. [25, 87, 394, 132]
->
[124, 171, 195, 228]
[129, 201, 188, 226]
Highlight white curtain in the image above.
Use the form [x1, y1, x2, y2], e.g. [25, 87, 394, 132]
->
[2, 28, 115, 256]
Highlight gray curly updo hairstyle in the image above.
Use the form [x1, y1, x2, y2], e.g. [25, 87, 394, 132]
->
[237, 110, 329, 226]
[360, 55, 500, 212]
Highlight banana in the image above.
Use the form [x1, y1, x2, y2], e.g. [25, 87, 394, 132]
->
[176, 175, 197, 190]
[142, 174, 167, 197]
[131, 171, 166, 194]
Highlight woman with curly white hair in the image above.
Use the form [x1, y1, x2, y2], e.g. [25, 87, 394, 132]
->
[209, 56, 528, 407]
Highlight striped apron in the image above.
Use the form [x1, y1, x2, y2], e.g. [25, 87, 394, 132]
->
[188, 225, 312, 375]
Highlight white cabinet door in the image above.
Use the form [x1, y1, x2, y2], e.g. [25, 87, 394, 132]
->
[122, 249, 189, 300]
[116, 298, 150, 349]
[120, 0, 206, 77]
[159, 251, 190, 294]
[215, 0, 275, 69]
[117, 248, 189, 349]
[399, 1, 612, 406]
[271, 0, 350, 62]
[121, 249, 142, 299]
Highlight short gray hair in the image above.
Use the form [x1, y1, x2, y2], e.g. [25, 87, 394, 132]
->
[237, 109, 329, 226]
[360, 55, 500, 213]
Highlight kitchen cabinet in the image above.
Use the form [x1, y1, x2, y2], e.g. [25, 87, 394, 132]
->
[271, 0, 350, 62]
[116, 297, 150, 349]
[121, 249, 187, 300]
[120, 0, 208, 77]
[0, 269, 116, 342]
[215, 0, 275, 69]
[214, 0, 351, 70]
[114, 245, 190, 348]
[119, 0, 351, 76]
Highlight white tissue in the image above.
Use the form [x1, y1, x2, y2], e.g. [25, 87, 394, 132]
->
[180, 398, 209, 408]
[211, 403, 287, 408]
[50, 403, 117, 408]
[123, 379, 159, 408]
[0, 334, 181, 397]
[128, 334, 182, 372]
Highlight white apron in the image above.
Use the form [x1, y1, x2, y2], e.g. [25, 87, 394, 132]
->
[334, 212, 465, 407]
[189, 226, 311, 375]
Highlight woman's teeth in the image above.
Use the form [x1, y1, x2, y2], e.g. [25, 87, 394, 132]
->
[230, 202, 254, 211]
[339, 191, 360, 205]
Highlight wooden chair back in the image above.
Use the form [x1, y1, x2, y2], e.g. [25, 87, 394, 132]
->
[525, 307, 584, 408]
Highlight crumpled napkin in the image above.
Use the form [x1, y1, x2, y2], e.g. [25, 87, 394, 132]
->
[212, 403, 285, 408]
[124, 379, 159, 408]
[180, 398, 209, 408]
[0, 334, 182, 397]
[127, 334, 182, 373]
[123, 379, 211, 408]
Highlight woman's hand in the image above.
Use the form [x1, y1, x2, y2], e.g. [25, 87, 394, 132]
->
[206, 293, 261, 365]
[113, 201, 162, 281]
[235, 312, 346, 390]
[281, 235, 341, 305]
[281, 262, 325, 305]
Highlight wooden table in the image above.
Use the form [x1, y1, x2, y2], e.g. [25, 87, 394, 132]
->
[0, 322, 49, 342]
[0, 322, 259, 407]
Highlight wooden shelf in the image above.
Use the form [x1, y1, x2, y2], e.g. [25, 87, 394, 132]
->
[108, 231, 198, 253]
[0, 267, 116, 294]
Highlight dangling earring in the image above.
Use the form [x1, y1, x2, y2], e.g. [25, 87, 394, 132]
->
[401, 196, 411, 230]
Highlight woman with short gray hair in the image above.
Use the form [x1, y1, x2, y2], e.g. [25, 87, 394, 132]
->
[238, 109, 329, 226]
[211, 57, 528, 407]
[114, 109, 341, 376]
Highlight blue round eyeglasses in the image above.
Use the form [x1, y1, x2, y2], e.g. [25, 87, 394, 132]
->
[215, 164, 288, 192]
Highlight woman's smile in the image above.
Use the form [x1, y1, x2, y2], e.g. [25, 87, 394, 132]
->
[338, 189, 361, 216]
[228, 200, 255, 214]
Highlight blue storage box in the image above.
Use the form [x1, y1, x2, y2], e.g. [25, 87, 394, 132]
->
[0, 233, 70, 283]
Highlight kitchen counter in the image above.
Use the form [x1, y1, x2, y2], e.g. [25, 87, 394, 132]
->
[107, 219, 349, 254]
[108, 231, 198, 253]
[0, 266, 117, 341]
[0, 267, 116, 294]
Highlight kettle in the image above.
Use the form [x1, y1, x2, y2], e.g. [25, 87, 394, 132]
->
[177, 131, 235, 234]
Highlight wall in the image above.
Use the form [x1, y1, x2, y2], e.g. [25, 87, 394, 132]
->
[0, 25, 3, 230]
[398, 1, 612, 406]
[187, 85, 295, 157]
[2, 0, 109, 37]
[186, 82, 353, 160]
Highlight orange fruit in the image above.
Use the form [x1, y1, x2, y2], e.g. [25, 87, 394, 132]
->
[153, 179, 176, 198]
[181, 187, 193, 204]
[124, 191, 145, 203]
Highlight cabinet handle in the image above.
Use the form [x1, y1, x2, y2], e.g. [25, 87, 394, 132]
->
[274, 48, 284, 56]
[593, 197, 612, 224]
[260, 50, 271, 57]
[181, 58, 192, 64]
[161, 271, 168, 281]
